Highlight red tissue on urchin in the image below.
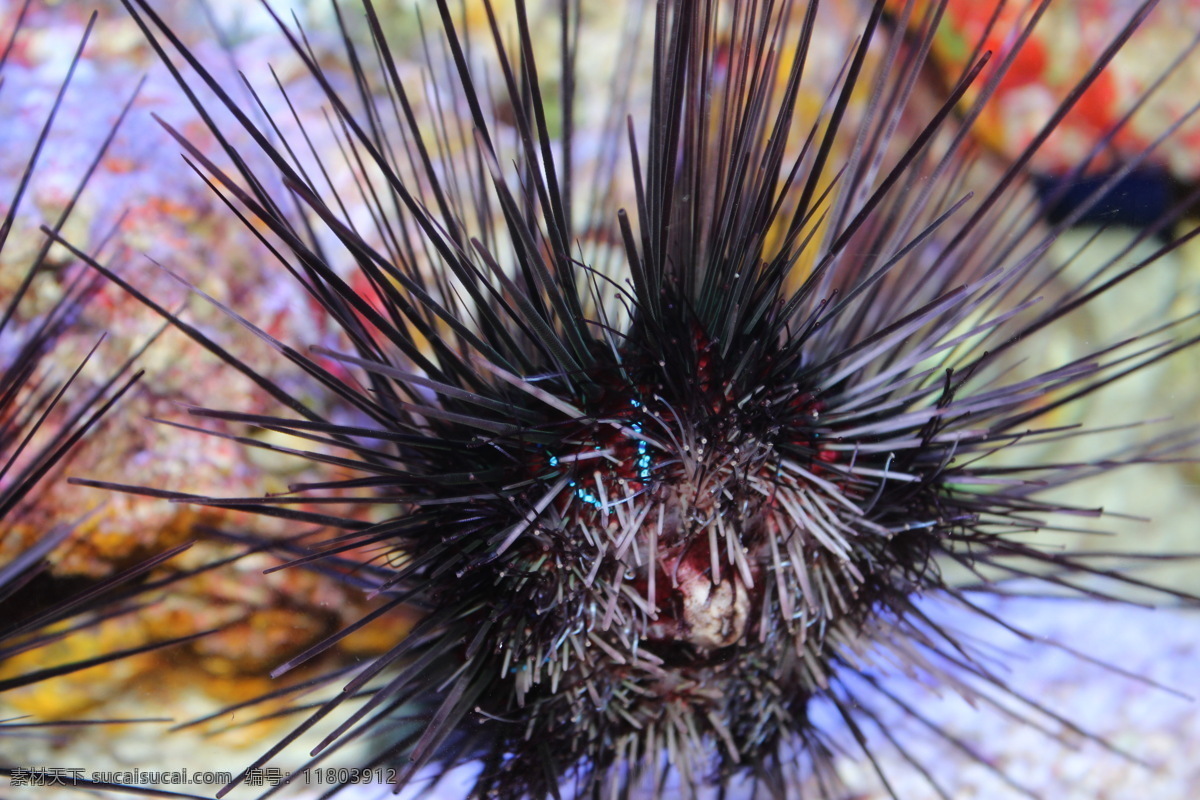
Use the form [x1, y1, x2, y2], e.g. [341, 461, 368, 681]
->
[61, 0, 1200, 798]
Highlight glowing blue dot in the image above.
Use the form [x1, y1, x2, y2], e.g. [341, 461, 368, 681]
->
[573, 486, 602, 508]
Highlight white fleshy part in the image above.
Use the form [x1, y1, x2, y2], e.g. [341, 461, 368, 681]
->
[676, 557, 751, 650]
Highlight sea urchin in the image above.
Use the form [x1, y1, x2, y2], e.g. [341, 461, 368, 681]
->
[60, 0, 1200, 797]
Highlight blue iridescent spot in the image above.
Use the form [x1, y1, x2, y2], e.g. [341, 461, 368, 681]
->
[552, 399, 654, 510]
[629, 401, 652, 481]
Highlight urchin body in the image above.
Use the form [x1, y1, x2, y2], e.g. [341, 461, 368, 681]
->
[395, 295, 976, 791]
